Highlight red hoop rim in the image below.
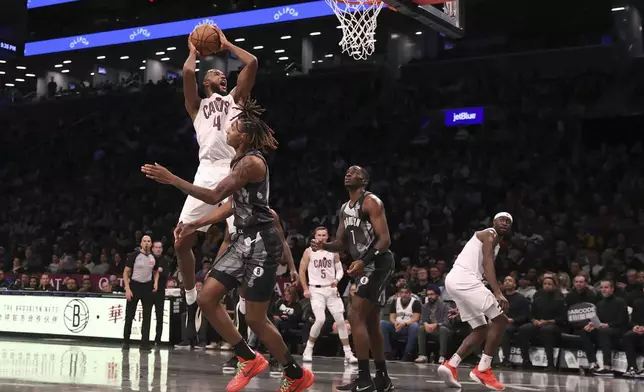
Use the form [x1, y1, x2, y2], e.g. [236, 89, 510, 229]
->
[333, 0, 397, 10]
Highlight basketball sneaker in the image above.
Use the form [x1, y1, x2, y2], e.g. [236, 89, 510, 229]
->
[278, 367, 315, 392]
[336, 376, 375, 392]
[222, 356, 238, 374]
[469, 368, 505, 391]
[344, 352, 358, 364]
[437, 363, 461, 388]
[225, 353, 269, 392]
[302, 346, 313, 362]
[374, 372, 394, 392]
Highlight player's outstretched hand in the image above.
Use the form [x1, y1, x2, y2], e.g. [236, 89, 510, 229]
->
[495, 292, 509, 313]
[347, 260, 365, 277]
[211, 25, 229, 51]
[174, 222, 198, 240]
[187, 35, 201, 56]
[290, 269, 299, 283]
[310, 239, 323, 251]
[141, 163, 176, 185]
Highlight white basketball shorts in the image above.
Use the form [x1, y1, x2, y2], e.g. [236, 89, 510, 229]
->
[310, 286, 345, 315]
[444, 270, 503, 329]
[178, 162, 235, 233]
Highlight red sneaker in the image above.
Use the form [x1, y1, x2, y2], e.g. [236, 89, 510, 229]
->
[226, 353, 269, 392]
[470, 367, 505, 391]
[277, 366, 315, 392]
[438, 363, 462, 388]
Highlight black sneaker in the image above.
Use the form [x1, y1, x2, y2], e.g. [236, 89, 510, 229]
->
[174, 340, 193, 349]
[374, 372, 394, 392]
[592, 368, 614, 377]
[336, 376, 375, 392]
[222, 356, 238, 374]
[269, 357, 282, 378]
[186, 302, 198, 340]
[623, 367, 638, 378]
[195, 341, 207, 350]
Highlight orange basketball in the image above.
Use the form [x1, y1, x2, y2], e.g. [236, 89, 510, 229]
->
[190, 25, 221, 55]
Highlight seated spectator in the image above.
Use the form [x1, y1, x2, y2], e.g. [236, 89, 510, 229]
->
[415, 285, 452, 364]
[517, 274, 536, 304]
[625, 269, 643, 293]
[499, 276, 530, 366]
[36, 274, 55, 291]
[411, 268, 430, 299]
[0, 271, 7, 288]
[11, 257, 24, 275]
[73, 260, 90, 275]
[517, 276, 566, 371]
[109, 253, 126, 275]
[9, 274, 30, 290]
[623, 284, 644, 377]
[108, 275, 125, 293]
[566, 274, 599, 307]
[78, 278, 93, 293]
[91, 254, 111, 275]
[429, 266, 445, 286]
[579, 279, 629, 376]
[48, 255, 61, 274]
[557, 273, 571, 297]
[64, 278, 78, 292]
[381, 284, 421, 361]
[272, 286, 302, 339]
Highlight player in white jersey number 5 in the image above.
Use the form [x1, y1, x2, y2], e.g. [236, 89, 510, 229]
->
[438, 212, 512, 391]
[174, 24, 259, 338]
[299, 227, 357, 364]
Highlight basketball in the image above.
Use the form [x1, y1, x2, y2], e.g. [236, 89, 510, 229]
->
[190, 25, 221, 55]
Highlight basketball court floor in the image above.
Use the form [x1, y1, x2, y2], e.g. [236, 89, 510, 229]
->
[0, 338, 641, 392]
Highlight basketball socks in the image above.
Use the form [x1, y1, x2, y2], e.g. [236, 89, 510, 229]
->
[449, 354, 462, 368]
[478, 353, 493, 372]
[305, 341, 315, 350]
[358, 359, 371, 381]
[283, 352, 304, 379]
[343, 345, 352, 355]
[185, 288, 197, 306]
[375, 360, 388, 378]
[233, 340, 256, 361]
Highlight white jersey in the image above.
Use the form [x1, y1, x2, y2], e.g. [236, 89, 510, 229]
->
[193, 93, 237, 164]
[452, 228, 500, 281]
[308, 249, 336, 286]
[395, 297, 418, 323]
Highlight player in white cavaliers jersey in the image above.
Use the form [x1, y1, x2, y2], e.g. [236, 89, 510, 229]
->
[173, 24, 259, 338]
[299, 227, 357, 364]
[438, 213, 513, 391]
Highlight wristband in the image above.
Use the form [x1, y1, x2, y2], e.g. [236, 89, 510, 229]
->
[362, 247, 380, 264]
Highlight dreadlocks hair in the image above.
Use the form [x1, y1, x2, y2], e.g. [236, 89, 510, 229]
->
[231, 98, 278, 153]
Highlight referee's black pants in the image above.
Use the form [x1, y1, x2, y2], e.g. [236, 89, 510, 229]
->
[123, 281, 154, 346]
[153, 291, 165, 343]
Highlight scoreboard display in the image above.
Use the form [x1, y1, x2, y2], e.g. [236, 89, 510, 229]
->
[0, 0, 27, 59]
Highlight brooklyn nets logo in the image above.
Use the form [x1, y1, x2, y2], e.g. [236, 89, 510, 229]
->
[64, 299, 90, 333]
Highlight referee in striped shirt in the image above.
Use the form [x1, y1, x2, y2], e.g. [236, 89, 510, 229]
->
[123, 235, 160, 350]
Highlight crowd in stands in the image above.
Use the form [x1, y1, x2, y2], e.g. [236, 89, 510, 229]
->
[1, 46, 644, 376]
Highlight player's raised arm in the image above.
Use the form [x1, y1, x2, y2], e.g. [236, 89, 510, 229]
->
[141, 155, 265, 206]
[183, 36, 202, 120]
[360, 194, 391, 264]
[318, 220, 346, 253]
[214, 26, 258, 104]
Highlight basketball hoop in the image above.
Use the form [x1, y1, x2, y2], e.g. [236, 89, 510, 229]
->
[325, 0, 386, 60]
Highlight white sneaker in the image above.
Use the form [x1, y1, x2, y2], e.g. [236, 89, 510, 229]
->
[205, 342, 219, 350]
[344, 352, 358, 364]
[438, 356, 445, 364]
[415, 355, 428, 363]
[220, 342, 232, 351]
[303, 347, 313, 362]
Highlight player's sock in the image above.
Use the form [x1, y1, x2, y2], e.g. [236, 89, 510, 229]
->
[358, 359, 371, 381]
[233, 339, 256, 361]
[283, 352, 304, 379]
[185, 288, 197, 305]
[343, 345, 352, 354]
[374, 360, 388, 378]
[448, 354, 462, 368]
[478, 353, 493, 372]
[305, 340, 315, 350]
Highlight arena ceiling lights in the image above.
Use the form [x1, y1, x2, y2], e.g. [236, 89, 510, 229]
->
[24, 1, 345, 56]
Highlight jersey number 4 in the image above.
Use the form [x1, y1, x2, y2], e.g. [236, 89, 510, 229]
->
[213, 115, 222, 131]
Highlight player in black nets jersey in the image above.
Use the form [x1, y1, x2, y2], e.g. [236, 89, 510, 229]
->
[142, 99, 314, 392]
[311, 165, 394, 392]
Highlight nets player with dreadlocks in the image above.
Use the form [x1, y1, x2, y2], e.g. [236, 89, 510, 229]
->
[311, 166, 394, 392]
[142, 100, 314, 392]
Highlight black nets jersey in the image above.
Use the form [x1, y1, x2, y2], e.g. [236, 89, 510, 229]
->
[340, 191, 376, 261]
[230, 151, 273, 229]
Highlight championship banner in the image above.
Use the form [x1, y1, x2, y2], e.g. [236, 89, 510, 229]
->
[0, 294, 170, 342]
[567, 302, 600, 325]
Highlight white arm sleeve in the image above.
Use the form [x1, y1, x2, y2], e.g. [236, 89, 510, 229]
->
[335, 263, 344, 281]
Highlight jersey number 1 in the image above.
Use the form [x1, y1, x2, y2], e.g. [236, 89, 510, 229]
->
[350, 230, 356, 245]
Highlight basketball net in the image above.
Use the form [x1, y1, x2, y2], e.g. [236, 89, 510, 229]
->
[325, 0, 385, 60]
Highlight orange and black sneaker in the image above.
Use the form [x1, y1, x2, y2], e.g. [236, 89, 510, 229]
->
[225, 353, 269, 392]
[470, 367, 505, 391]
[437, 363, 461, 388]
[278, 366, 315, 392]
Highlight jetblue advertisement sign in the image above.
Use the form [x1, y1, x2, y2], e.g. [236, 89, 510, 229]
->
[444, 107, 484, 126]
[25, 1, 338, 56]
[28, 0, 78, 9]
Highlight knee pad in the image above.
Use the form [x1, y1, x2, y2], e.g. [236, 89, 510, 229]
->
[332, 312, 349, 340]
